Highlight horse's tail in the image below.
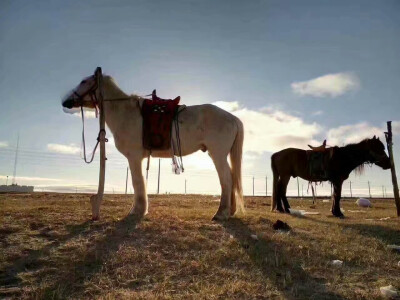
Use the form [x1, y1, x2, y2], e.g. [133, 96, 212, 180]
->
[271, 153, 279, 211]
[230, 117, 244, 214]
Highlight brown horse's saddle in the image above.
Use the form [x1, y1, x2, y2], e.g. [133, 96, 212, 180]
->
[141, 90, 181, 150]
[306, 140, 335, 179]
[308, 139, 327, 152]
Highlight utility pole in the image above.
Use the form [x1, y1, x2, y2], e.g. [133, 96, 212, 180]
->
[350, 181, 353, 198]
[125, 167, 129, 194]
[368, 181, 371, 198]
[266, 176, 268, 197]
[385, 121, 400, 216]
[185, 179, 187, 194]
[157, 159, 161, 194]
[6, 176, 9, 186]
[12, 133, 19, 185]
[252, 176, 255, 196]
[297, 178, 300, 197]
[382, 185, 385, 198]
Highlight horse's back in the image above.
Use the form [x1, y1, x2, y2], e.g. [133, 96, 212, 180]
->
[272, 148, 308, 177]
[174, 103, 242, 155]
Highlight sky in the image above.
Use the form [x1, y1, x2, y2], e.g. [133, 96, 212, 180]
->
[0, 0, 399, 197]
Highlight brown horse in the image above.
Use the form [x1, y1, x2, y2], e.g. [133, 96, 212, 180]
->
[271, 136, 391, 217]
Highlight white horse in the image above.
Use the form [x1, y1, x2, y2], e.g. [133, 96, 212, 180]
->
[62, 70, 244, 220]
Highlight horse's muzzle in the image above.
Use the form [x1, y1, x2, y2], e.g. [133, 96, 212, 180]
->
[62, 99, 75, 109]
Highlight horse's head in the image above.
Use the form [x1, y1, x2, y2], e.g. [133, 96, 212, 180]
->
[62, 68, 102, 110]
[365, 136, 391, 170]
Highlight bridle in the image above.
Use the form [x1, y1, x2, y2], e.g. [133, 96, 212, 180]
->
[72, 68, 107, 164]
[72, 68, 141, 164]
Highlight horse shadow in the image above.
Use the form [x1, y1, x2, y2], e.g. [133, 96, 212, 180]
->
[297, 214, 400, 245]
[221, 218, 346, 300]
[0, 215, 141, 298]
[0, 220, 94, 289]
[38, 214, 142, 298]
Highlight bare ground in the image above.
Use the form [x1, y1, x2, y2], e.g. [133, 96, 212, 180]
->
[0, 193, 399, 299]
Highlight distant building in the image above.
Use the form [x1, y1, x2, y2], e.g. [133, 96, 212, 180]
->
[0, 184, 34, 193]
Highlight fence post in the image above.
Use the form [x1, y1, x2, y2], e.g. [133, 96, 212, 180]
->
[125, 167, 129, 194]
[368, 181, 371, 198]
[266, 176, 268, 197]
[157, 159, 161, 194]
[385, 121, 400, 215]
[297, 178, 300, 197]
[252, 176, 255, 196]
[350, 181, 353, 198]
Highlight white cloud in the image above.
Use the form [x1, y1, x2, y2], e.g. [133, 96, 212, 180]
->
[0, 141, 8, 148]
[392, 121, 400, 135]
[326, 122, 383, 146]
[213, 101, 321, 153]
[63, 107, 97, 119]
[0, 175, 61, 182]
[312, 110, 323, 116]
[291, 72, 360, 98]
[213, 101, 241, 112]
[47, 143, 80, 154]
[73, 110, 97, 119]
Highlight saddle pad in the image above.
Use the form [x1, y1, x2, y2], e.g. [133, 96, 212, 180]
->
[141, 98, 180, 150]
[306, 151, 330, 180]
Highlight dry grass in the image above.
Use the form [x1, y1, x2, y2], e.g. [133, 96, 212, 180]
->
[0, 193, 399, 299]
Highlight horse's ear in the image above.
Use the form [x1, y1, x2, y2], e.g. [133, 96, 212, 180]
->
[373, 135, 376, 140]
[95, 67, 102, 76]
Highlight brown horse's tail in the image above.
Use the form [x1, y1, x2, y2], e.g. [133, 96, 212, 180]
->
[271, 153, 279, 211]
[230, 117, 244, 214]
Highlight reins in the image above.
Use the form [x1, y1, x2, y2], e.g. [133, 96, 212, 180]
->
[76, 70, 185, 186]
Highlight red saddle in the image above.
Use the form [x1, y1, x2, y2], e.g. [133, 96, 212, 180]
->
[141, 90, 180, 150]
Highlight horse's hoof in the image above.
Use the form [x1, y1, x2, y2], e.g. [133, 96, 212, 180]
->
[285, 209, 291, 214]
[129, 208, 148, 218]
[332, 211, 345, 218]
[212, 214, 229, 221]
[91, 215, 99, 221]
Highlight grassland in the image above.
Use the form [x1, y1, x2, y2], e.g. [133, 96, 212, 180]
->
[0, 193, 399, 299]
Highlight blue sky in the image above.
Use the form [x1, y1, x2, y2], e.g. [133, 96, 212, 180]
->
[0, 0, 399, 196]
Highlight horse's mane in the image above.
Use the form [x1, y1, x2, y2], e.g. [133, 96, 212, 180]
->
[341, 138, 371, 176]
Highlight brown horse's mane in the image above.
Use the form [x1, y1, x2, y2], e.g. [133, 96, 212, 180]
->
[340, 138, 372, 176]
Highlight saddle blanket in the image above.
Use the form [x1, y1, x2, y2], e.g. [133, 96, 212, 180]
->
[306, 149, 334, 180]
[141, 97, 180, 150]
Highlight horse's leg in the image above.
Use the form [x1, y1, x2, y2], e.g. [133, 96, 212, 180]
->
[128, 156, 148, 217]
[280, 176, 291, 213]
[331, 181, 344, 218]
[209, 153, 232, 221]
[271, 158, 279, 211]
[275, 178, 285, 213]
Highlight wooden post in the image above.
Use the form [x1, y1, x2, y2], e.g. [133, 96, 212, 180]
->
[252, 176, 255, 196]
[266, 176, 268, 197]
[297, 178, 300, 197]
[385, 121, 400, 216]
[368, 181, 371, 198]
[90, 67, 106, 220]
[311, 184, 315, 205]
[350, 181, 353, 198]
[157, 159, 161, 194]
[125, 167, 129, 194]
